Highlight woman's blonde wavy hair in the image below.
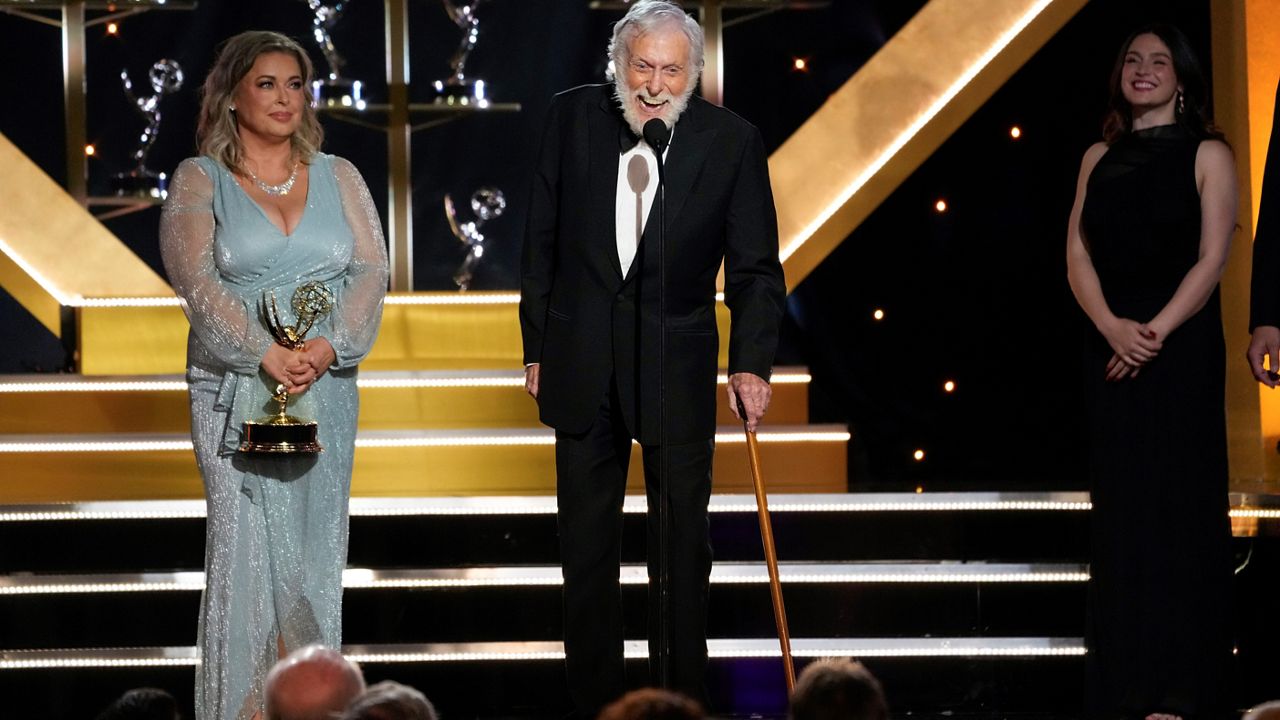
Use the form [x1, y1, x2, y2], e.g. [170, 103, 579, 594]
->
[197, 31, 324, 175]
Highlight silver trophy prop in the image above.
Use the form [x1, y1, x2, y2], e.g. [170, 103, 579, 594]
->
[431, 0, 491, 106]
[112, 59, 183, 199]
[445, 186, 505, 290]
[304, 0, 365, 109]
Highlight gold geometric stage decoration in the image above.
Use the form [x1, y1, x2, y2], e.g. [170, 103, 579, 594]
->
[0, 132, 171, 337]
[771, 0, 1089, 291]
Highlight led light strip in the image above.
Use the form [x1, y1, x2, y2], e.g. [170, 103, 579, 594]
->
[54, 291, 735, 308]
[0, 563, 1090, 595]
[76, 297, 180, 308]
[1231, 508, 1280, 519]
[7, 493, 1276, 523]
[0, 427, 849, 453]
[0, 492, 1100, 521]
[779, 0, 1056, 263]
[385, 293, 522, 305]
[0, 371, 811, 394]
[0, 638, 1085, 669]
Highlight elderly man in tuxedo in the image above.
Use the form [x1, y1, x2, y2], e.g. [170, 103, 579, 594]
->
[519, 0, 785, 715]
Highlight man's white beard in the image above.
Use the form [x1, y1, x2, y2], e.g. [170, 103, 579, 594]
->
[613, 71, 695, 139]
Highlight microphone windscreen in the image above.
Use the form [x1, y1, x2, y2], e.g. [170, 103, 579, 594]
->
[642, 119, 671, 153]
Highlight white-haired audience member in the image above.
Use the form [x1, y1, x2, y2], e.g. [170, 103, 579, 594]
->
[264, 645, 365, 720]
[1245, 701, 1280, 720]
[788, 658, 888, 720]
[341, 680, 438, 720]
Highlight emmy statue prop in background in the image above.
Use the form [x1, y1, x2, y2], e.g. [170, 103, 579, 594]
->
[240, 281, 336, 454]
[444, 186, 505, 290]
[303, 0, 365, 109]
[431, 0, 491, 106]
[112, 59, 183, 199]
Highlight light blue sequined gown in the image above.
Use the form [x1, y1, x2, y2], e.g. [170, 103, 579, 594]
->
[160, 153, 388, 720]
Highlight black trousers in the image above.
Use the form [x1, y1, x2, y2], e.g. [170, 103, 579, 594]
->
[554, 381, 714, 717]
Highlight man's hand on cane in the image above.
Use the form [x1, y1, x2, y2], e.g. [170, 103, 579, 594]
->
[727, 372, 771, 433]
[524, 363, 540, 399]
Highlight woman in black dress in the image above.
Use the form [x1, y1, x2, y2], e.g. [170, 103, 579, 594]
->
[1065, 24, 1237, 720]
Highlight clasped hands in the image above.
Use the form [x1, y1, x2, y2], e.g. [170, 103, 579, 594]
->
[261, 338, 336, 395]
[1101, 316, 1163, 382]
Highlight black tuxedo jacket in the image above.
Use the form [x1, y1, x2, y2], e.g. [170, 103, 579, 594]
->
[1251, 78, 1280, 330]
[520, 84, 785, 445]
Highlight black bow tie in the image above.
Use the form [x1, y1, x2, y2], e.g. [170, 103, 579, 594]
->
[618, 125, 641, 153]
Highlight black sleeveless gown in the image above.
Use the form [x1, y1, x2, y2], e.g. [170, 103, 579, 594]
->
[1079, 124, 1233, 720]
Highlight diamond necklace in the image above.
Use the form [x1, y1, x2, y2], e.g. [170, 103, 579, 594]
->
[248, 161, 299, 196]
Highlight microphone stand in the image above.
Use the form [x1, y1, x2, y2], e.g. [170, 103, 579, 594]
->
[643, 119, 671, 689]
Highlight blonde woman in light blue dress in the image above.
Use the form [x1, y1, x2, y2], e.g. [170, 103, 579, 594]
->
[159, 31, 388, 720]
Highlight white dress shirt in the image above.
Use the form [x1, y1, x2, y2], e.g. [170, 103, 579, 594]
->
[615, 130, 672, 278]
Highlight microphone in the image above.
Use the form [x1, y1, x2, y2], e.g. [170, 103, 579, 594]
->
[641, 114, 672, 689]
[642, 119, 671, 176]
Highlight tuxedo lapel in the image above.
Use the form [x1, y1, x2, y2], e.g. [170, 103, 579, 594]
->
[661, 107, 716, 235]
[590, 95, 624, 280]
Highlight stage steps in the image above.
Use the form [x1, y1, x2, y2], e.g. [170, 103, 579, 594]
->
[0, 492, 1095, 718]
[0, 369, 848, 502]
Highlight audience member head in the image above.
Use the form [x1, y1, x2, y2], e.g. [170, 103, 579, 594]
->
[265, 644, 366, 720]
[94, 687, 181, 720]
[788, 658, 888, 720]
[341, 681, 438, 720]
[598, 688, 704, 720]
[1245, 701, 1280, 720]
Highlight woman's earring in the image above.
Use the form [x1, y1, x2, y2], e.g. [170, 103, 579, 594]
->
[1176, 91, 1185, 116]
[228, 104, 236, 113]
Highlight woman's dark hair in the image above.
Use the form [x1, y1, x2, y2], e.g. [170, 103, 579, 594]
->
[1101, 23, 1225, 144]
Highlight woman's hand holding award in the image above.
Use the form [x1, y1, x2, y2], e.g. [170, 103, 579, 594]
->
[239, 282, 335, 455]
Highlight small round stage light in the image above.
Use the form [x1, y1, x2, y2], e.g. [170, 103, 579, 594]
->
[915, 486, 924, 494]
[913, 449, 925, 461]
[792, 58, 808, 72]
[944, 380, 956, 393]
[84, 144, 96, 157]
[1010, 125, 1022, 139]
[934, 199, 948, 213]
[872, 309, 885, 321]
[106, 22, 119, 35]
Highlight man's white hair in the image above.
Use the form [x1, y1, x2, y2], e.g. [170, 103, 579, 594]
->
[606, 0, 705, 82]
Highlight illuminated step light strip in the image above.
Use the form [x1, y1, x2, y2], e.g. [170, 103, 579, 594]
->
[59, 292, 733, 308]
[0, 427, 850, 453]
[0, 492, 1098, 521]
[5, 493, 1275, 523]
[1231, 508, 1280, 519]
[0, 647, 198, 670]
[0, 379, 188, 393]
[0, 637, 1085, 669]
[0, 563, 1090, 595]
[76, 297, 181, 308]
[0, 370, 811, 393]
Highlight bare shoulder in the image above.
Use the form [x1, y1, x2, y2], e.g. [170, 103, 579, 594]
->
[1195, 138, 1235, 171]
[1081, 141, 1109, 172]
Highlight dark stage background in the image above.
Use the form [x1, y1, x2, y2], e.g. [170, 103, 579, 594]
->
[0, 0, 1215, 490]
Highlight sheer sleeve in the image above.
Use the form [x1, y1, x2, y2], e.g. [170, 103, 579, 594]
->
[330, 156, 390, 369]
[160, 158, 273, 373]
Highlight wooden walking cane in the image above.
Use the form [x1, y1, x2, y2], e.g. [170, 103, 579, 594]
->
[737, 396, 797, 693]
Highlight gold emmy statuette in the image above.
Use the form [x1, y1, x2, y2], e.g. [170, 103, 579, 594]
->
[239, 281, 336, 454]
